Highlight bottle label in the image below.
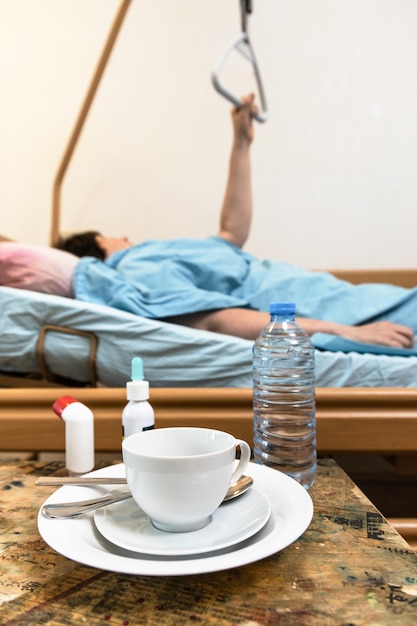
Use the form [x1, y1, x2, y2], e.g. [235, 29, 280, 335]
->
[122, 423, 155, 439]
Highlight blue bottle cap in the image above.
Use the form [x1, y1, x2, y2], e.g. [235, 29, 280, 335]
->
[269, 301, 296, 315]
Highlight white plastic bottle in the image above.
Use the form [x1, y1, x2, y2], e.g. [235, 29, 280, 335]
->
[52, 395, 95, 475]
[253, 301, 316, 489]
[122, 356, 155, 439]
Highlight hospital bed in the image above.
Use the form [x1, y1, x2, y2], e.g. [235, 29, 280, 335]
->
[1, 267, 417, 463]
[1, 269, 417, 457]
[1, 268, 417, 549]
[1, 268, 417, 389]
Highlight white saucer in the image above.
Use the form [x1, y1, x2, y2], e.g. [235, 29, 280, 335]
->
[37, 462, 314, 576]
[94, 488, 271, 556]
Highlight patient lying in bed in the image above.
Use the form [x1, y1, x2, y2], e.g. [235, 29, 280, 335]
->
[2, 234, 417, 357]
[55, 94, 415, 354]
[1, 95, 416, 357]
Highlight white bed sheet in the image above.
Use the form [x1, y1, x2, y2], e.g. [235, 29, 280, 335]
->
[1, 286, 417, 388]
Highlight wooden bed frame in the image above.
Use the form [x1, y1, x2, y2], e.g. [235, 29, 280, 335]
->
[1, 386, 417, 458]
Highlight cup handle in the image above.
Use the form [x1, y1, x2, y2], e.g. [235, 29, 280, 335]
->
[231, 439, 251, 484]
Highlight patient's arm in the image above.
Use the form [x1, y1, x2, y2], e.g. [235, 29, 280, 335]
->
[170, 308, 415, 349]
[298, 317, 415, 349]
[217, 94, 257, 250]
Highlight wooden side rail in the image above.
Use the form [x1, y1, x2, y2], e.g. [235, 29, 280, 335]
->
[1, 387, 417, 455]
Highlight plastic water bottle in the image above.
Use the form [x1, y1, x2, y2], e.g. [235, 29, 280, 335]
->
[253, 301, 316, 489]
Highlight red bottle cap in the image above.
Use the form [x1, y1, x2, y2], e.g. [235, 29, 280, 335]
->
[52, 395, 79, 419]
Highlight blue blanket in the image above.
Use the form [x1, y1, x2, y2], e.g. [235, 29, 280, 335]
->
[72, 236, 417, 352]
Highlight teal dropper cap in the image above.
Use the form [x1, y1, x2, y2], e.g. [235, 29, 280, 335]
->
[131, 356, 144, 381]
[126, 356, 149, 401]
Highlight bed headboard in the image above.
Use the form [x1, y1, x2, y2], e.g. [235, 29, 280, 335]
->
[328, 268, 417, 288]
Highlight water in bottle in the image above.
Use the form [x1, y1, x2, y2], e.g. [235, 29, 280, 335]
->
[253, 301, 316, 489]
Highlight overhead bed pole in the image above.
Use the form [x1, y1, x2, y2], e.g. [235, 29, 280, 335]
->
[50, 0, 133, 246]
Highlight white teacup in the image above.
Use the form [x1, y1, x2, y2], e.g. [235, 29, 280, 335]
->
[122, 427, 251, 533]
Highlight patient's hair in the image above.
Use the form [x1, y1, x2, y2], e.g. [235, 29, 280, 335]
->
[54, 231, 105, 260]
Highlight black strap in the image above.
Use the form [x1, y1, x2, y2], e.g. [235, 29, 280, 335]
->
[240, 0, 253, 32]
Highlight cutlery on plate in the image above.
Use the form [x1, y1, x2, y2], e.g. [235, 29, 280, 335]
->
[40, 474, 254, 519]
[36, 476, 128, 486]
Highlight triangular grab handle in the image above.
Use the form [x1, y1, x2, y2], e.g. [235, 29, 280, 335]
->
[211, 2, 268, 123]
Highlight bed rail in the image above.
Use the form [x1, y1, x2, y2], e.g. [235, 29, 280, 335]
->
[36, 324, 99, 386]
[1, 386, 417, 457]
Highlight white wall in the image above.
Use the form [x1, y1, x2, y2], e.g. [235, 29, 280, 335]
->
[1, 0, 417, 268]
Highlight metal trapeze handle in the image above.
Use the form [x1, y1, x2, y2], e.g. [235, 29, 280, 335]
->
[211, 0, 268, 123]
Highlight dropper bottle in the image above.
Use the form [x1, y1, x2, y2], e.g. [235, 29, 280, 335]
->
[122, 356, 155, 439]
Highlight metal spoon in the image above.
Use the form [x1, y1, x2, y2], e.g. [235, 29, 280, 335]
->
[40, 474, 254, 520]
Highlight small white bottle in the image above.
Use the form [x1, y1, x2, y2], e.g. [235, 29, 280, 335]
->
[122, 356, 155, 439]
[52, 395, 95, 476]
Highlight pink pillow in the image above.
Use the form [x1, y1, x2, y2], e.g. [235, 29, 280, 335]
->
[0, 242, 78, 297]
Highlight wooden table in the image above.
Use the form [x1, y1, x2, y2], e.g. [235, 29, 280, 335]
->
[1, 458, 417, 625]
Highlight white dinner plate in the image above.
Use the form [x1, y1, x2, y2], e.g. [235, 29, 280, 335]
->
[37, 462, 314, 576]
[94, 487, 271, 556]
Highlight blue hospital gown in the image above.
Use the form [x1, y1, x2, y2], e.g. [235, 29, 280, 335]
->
[72, 236, 417, 339]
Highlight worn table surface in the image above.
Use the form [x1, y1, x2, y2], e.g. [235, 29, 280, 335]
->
[1, 458, 417, 625]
